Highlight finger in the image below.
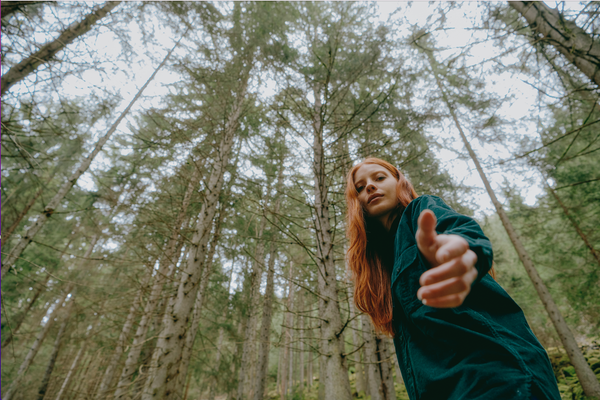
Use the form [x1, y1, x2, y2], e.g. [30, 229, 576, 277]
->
[419, 250, 477, 286]
[417, 266, 478, 301]
[420, 293, 468, 309]
[416, 210, 438, 264]
[435, 235, 469, 264]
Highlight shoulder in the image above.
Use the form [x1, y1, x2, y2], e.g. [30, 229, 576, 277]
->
[404, 195, 454, 224]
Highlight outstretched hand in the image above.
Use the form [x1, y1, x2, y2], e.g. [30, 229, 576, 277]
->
[415, 210, 478, 308]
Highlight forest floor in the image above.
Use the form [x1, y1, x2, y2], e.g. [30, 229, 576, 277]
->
[256, 342, 600, 400]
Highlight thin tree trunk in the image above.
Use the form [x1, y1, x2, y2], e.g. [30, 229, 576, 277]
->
[3, 235, 96, 400]
[1, 39, 182, 279]
[113, 166, 200, 400]
[238, 211, 269, 400]
[36, 299, 73, 400]
[348, 286, 367, 396]
[378, 335, 396, 400]
[253, 243, 278, 400]
[3, 288, 73, 400]
[208, 255, 237, 400]
[95, 274, 149, 400]
[2, 272, 50, 349]
[425, 49, 600, 398]
[0, 1, 121, 95]
[361, 314, 382, 400]
[298, 290, 305, 390]
[142, 73, 248, 400]
[253, 157, 285, 400]
[279, 263, 295, 399]
[338, 128, 369, 397]
[176, 202, 227, 397]
[54, 339, 87, 400]
[509, 1, 600, 87]
[307, 313, 313, 388]
[311, 85, 352, 400]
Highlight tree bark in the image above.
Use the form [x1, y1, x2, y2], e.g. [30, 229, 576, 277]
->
[3, 288, 73, 400]
[509, 1, 600, 87]
[1, 1, 121, 95]
[348, 286, 368, 396]
[311, 85, 353, 400]
[253, 242, 278, 400]
[298, 290, 305, 390]
[142, 73, 247, 400]
[237, 211, 269, 400]
[95, 274, 149, 400]
[36, 300, 73, 400]
[3, 235, 96, 400]
[54, 338, 88, 400]
[1, 38, 182, 279]
[425, 48, 600, 398]
[1, 1, 48, 19]
[113, 166, 200, 400]
[176, 200, 227, 397]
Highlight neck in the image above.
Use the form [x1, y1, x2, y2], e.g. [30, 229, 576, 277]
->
[379, 209, 399, 232]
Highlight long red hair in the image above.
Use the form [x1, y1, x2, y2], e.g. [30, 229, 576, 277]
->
[346, 158, 418, 337]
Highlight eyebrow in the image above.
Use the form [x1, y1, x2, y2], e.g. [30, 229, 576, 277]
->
[354, 170, 387, 186]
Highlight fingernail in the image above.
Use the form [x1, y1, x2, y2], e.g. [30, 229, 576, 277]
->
[422, 299, 428, 305]
[417, 292, 422, 301]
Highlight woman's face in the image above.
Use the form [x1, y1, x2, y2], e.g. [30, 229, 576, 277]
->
[353, 163, 399, 227]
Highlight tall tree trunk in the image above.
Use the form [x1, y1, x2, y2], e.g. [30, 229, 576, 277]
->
[142, 73, 248, 400]
[3, 235, 96, 400]
[176, 200, 227, 398]
[54, 337, 89, 400]
[253, 157, 285, 400]
[237, 211, 270, 400]
[279, 263, 295, 399]
[307, 313, 314, 388]
[36, 300, 73, 400]
[509, 1, 600, 87]
[425, 49, 600, 398]
[361, 315, 381, 400]
[348, 285, 368, 396]
[0, 1, 121, 95]
[298, 290, 305, 390]
[2, 272, 50, 349]
[113, 166, 200, 400]
[3, 288, 73, 400]
[1, 38, 182, 279]
[253, 243, 278, 400]
[207, 254, 237, 400]
[311, 85, 352, 400]
[95, 274, 149, 400]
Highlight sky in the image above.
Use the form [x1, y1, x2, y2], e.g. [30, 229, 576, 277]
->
[4, 1, 585, 218]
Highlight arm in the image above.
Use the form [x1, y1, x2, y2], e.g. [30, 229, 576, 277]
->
[413, 197, 493, 308]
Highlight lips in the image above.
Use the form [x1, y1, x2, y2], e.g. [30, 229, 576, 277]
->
[368, 193, 383, 204]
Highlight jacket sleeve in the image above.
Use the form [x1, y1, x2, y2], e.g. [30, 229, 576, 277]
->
[408, 195, 493, 284]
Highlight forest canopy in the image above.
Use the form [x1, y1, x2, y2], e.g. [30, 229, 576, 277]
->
[2, 2, 599, 400]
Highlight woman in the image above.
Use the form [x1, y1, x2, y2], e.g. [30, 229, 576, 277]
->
[345, 157, 560, 400]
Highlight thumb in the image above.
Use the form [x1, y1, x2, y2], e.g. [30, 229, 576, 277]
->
[417, 210, 438, 262]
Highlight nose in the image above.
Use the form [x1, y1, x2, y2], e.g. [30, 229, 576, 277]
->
[366, 181, 376, 193]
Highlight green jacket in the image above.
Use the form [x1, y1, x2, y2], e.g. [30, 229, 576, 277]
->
[391, 195, 560, 400]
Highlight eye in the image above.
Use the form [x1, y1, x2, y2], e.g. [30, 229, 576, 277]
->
[377, 175, 385, 181]
[356, 186, 364, 193]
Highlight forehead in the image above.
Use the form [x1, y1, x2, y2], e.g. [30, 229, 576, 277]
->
[354, 163, 390, 182]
